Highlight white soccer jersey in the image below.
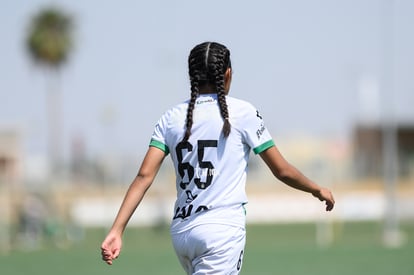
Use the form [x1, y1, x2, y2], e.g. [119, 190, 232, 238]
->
[150, 94, 274, 233]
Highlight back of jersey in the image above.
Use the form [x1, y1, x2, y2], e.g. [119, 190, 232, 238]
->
[150, 93, 274, 232]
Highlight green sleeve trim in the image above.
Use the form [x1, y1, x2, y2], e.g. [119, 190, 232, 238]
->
[149, 139, 170, 155]
[253, 139, 275, 154]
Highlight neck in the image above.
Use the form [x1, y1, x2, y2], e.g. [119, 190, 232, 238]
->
[198, 84, 216, 94]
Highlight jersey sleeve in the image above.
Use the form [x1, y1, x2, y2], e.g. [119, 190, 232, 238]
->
[241, 107, 275, 154]
[149, 114, 170, 155]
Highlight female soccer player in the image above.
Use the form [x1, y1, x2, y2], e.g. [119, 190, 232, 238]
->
[101, 41, 335, 274]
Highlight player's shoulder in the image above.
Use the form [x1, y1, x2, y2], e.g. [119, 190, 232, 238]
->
[155, 100, 188, 129]
[161, 99, 188, 118]
[227, 96, 258, 115]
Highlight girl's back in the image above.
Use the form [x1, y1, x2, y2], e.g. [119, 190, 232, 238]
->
[151, 93, 274, 233]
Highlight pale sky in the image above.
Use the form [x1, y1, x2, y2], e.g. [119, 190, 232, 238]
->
[1, 0, 414, 160]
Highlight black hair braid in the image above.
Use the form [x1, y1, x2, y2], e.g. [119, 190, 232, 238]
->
[217, 84, 231, 137]
[212, 48, 231, 137]
[183, 76, 199, 142]
[211, 48, 231, 137]
[184, 42, 232, 141]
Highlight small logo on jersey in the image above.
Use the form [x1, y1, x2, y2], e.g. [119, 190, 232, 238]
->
[256, 122, 266, 139]
[185, 190, 198, 203]
[196, 98, 215, 104]
[256, 110, 263, 120]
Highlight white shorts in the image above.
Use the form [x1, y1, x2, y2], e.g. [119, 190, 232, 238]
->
[171, 224, 246, 275]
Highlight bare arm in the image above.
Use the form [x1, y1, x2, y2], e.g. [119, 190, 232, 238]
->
[101, 146, 166, 265]
[259, 146, 335, 211]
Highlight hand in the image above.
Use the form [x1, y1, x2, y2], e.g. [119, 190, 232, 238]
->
[312, 187, 335, 211]
[101, 233, 122, 265]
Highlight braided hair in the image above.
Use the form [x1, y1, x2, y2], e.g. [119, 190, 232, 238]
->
[183, 42, 232, 142]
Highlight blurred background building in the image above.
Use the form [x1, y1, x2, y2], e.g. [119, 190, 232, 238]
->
[353, 124, 414, 179]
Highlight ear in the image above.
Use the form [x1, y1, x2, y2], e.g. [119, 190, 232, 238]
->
[224, 68, 232, 81]
[224, 68, 232, 94]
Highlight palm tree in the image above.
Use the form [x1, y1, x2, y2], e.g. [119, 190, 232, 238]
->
[26, 7, 73, 178]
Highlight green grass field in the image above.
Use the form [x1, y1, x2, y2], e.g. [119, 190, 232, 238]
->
[1, 221, 413, 275]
